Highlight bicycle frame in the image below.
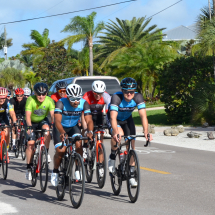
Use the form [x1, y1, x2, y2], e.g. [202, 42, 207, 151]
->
[0, 125, 11, 161]
[95, 130, 104, 163]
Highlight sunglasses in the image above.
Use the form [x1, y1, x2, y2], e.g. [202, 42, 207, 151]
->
[123, 90, 135, 94]
[16, 95, 24, 97]
[68, 97, 81, 103]
[93, 92, 103, 96]
[58, 89, 66, 93]
[36, 92, 46, 96]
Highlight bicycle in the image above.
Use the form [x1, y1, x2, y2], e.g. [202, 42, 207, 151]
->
[104, 134, 150, 203]
[56, 135, 87, 208]
[0, 123, 11, 180]
[28, 127, 52, 193]
[14, 116, 26, 159]
[84, 125, 108, 188]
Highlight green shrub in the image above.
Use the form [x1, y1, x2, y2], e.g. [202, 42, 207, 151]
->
[159, 56, 213, 124]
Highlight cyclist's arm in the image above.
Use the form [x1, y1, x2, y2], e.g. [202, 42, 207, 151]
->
[110, 110, 118, 135]
[50, 110, 54, 124]
[26, 111, 32, 126]
[81, 112, 87, 130]
[103, 92, 111, 113]
[54, 101, 65, 134]
[83, 101, 93, 131]
[8, 102, 16, 123]
[49, 98, 55, 123]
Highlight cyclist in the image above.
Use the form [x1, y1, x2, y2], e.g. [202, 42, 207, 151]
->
[23, 87, 31, 98]
[51, 84, 93, 186]
[0, 87, 17, 151]
[7, 90, 12, 100]
[51, 81, 67, 103]
[107, 77, 149, 187]
[25, 83, 55, 180]
[10, 88, 27, 151]
[82, 80, 111, 176]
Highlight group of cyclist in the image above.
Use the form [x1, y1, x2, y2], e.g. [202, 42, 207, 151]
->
[0, 77, 150, 189]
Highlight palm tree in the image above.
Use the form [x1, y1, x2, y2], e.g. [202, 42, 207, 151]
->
[96, 17, 165, 68]
[61, 11, 104, 76]
[23, 71, 41, 90]
[0, 33, 13, 51]
[21, 28, 50, 55]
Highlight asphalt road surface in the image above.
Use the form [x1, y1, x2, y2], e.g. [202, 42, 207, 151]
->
[0, 140, 214, 215]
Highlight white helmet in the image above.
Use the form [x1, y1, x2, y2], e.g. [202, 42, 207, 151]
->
[66, 84, 82, 98]
[23, 87, 31, 96]
[92, 80, 106, 93]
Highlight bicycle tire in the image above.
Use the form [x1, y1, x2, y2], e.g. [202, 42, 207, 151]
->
[56, 162, 66, 201]
[96, 143, 107, 188]
[31, 154, 38, 187]
[2, 140, 8, 180]
[84, 147, 94, 183]
[39, 145, 48, 193]
[20, 131, 26, 160]
[110, 151, 122, 195]
[69, 153, 85, 208]
[14, 139, 19, 158]
[126, 149, 140, 203]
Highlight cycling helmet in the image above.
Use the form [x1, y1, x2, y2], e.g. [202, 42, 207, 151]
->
[66, 84, 82, 98]
[15, 88, 24, 95]
[0, 87, 8, 98]
[34, 82, 48, 94]
[92, 80, 106, 93]
[23, 87, 31, 96]
[7, 90, 11, 96]
[120, 77, 137, 90]
[56, 81, 67, 89]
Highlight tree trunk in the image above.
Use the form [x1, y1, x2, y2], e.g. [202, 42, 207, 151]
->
[88, 36, 93, 76]
[152, 82, 157, 98]
[213, 0, 215, 17]
[213, 50, 215, 82]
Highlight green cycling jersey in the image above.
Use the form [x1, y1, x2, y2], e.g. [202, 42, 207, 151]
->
[25, 95, 55, 123]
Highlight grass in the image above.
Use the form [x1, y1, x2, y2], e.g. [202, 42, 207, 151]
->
[145, 103, 165, 108]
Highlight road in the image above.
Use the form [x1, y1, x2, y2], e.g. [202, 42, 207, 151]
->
[0, 140, 214, 215]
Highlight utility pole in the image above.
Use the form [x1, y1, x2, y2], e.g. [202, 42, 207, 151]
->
[4, 26, 7, 60]
[213, 0, 215, 17]
[208, 0, 212, 20]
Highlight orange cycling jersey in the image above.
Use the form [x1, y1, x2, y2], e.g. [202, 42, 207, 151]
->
[51, 92, 67, 103]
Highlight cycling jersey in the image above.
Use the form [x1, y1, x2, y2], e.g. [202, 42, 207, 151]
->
[83, 91, 111, 114]
[10, 97, 27, 116]
[25, 96, 55, 123]
[0, 100, 14, 124]
[51, 92, 67, 103]
[54, 98, 91, 128]
[109, 92, 145, 121]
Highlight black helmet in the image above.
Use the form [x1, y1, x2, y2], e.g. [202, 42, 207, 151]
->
[120, 77, 137, 90]
[7, 90, 11, 96]
[34, 82, 48, 94]
[56, 81, 67, 89]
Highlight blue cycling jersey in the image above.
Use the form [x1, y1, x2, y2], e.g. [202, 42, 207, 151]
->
[109, 92, 145, 121]
[54, 98, 91, 128]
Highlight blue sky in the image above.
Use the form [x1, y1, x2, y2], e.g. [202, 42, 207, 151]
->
[0, 0, 207, 57]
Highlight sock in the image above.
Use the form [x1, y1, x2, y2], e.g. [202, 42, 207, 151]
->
[7, 145, 9, 151]
[53, 168, 59, 173]
[12, 139, 16, 146]
[110, 149, 116, 160]
[46, 148, 49, 154]
[130, 166, 135, 177]
[27, 164, 31, 169]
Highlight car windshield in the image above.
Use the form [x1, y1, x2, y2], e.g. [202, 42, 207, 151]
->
[75, 79, 121, 95]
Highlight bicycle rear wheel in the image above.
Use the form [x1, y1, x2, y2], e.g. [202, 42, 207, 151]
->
[14, 139, 20, 158]
[2, 140, 8, 180]
[110, 151, 122, 195]
[56, 161, 66, 201]
[69, 153, 85, 208]
[96, 143, 107, 188]
[20, 131, 26, 161]
[84, 147, 94, 183]
[40, 145, 48, 193]
[126, 149, 140, 203]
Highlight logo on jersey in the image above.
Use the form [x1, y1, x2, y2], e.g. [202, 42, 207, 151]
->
[62, 111, 82, 116]
[119, 107, 135, 112]
[0, 108, 5, 113]
[34, 109, 46, 116]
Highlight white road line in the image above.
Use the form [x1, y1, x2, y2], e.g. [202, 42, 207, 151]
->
[0, 202, 18, 214]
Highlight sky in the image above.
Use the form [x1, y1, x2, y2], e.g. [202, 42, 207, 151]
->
[0, 0, 207, 57]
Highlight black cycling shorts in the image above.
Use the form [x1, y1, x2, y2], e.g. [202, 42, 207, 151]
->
[25, 117, 50, 141]
[53, 124, 81, 149]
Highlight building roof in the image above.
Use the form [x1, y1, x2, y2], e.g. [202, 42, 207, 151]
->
[163, 24, 198, 41]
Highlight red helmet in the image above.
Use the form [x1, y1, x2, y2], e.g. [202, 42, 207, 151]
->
[0, 87, 8, 98]
[15, 88, 24, 95]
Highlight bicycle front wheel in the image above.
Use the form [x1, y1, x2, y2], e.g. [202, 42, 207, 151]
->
[39, 145, 48, 193]
[14, 140, 20, 158]
[20, 131, 26, 160]
[126, 150, 140, 203]
[56, 161, 66, 201]
[69, 153, 85, 208]
[84, 147, 94, 183]
[2, 140, 8, 180]
[96, 143, 107, 188]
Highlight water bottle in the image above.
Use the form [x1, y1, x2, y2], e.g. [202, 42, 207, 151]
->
[120, 151, 125, 164]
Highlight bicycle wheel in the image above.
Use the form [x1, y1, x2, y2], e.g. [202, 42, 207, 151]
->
[110, 151, 122, 195]
[84, 147, 94, 183]
[56, 162, 66, 201]
[96, 143, 107, 188]
[69, 153, 85, 208]
[2, 140, 8, 180]
[126, 150, 140, 203]
[20, 131, 26, 161]
[39, 145, 48, 193]
[31, 155, 37, 187]
[14, 139, 20, 158]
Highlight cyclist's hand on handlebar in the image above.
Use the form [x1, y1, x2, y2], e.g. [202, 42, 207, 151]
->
[87, 132, 93, 141]
[145, 133, 153, 141]
[60, 132, 67, 142]
[113, 133, 121, 143]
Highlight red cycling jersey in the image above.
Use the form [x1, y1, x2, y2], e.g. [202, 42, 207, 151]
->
[83, 91, 111, 114]
[51, 92, 67, 103]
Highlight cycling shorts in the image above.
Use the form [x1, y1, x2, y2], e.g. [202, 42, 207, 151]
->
[53, 124, 81, 149]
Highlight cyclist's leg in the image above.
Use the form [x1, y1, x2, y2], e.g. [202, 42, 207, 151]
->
[39, 118, 51, 152]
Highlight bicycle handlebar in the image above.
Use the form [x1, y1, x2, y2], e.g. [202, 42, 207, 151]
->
[94, 125, 109, 129]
